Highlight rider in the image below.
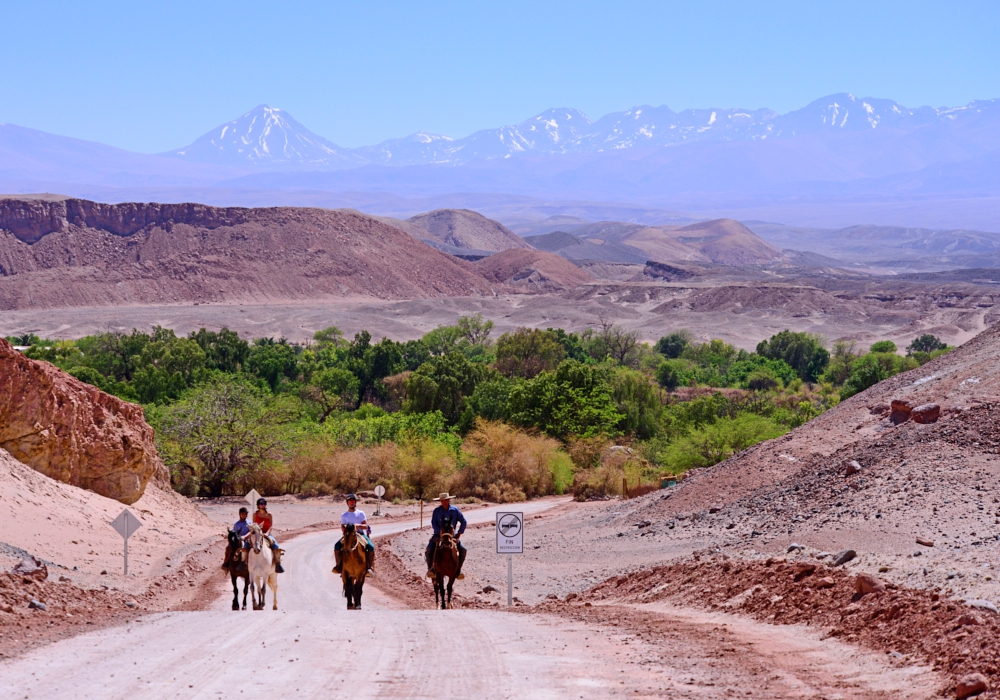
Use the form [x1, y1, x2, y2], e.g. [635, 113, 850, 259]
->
[233, 506, 251, 548]
[425, 492, 467, 580]
[253, 498, 285, 574]
[332, 493, 375, 578]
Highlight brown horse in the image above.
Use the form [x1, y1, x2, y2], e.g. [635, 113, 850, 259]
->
[431, 518, 460, 610]
[222, 530, 250, 611]
[338, 523, 368, 610]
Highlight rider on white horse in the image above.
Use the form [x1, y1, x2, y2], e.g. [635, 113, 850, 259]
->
[332, 493, 375, 578]
[253, 498, 285, 574]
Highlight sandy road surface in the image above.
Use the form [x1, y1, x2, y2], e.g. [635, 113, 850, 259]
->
[1, 497, 942, 699]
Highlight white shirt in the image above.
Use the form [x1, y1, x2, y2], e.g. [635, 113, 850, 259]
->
[341, 510, 368, 528]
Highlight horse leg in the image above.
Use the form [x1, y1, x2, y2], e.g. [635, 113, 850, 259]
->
[270, 574, 278, 610]
[447, 577, 454, 609]
[231, 573, 239, 611]
[242, 577, 249, 610]
[355, 580, 363, 611]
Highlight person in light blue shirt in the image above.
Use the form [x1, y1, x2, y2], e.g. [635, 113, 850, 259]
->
[425, 492, 467, 580]
[232, 507, 251, 549]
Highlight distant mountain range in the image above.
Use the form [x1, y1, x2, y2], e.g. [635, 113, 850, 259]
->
[160, 96, 1000, 168]
[2, 94, 999, 232]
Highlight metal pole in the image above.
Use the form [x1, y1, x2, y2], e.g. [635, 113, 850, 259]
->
[420, 499, 424, 529]
[124, 512, 129, 576]
[507, 554, 513, 606]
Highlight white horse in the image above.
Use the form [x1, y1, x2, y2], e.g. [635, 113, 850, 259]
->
[247, 523, 279, 610]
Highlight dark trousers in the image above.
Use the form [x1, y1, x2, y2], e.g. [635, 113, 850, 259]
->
[426, 535, 466, 570]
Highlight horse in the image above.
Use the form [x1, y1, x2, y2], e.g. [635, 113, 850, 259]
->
[338, 523, 367, 610]
[247, 523, 279, 611]
[222, 529, 250, 611]
[431, 517, 460, 610]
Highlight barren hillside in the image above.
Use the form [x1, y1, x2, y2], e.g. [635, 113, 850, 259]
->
[474, 249, 595, 292]
[406, 209, 529, 252]
[0, 197, 496, 310]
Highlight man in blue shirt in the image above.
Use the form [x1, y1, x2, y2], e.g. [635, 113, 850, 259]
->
[232, 507, 251, 554]
[425, 492, 467, 580]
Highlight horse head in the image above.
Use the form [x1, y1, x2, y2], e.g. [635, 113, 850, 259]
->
[248, 523, 265, 553]
[227, 529, 241, 551]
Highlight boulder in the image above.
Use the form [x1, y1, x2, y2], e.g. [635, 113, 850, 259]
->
[792, 563, 816, 581]
[832, 549, 857, 566]
[814, 577, 836, 589]
[916, 536, 935, 547]
[870, 403, 890, 415]
[0, 338, 166, 504]
[844, 460, 862, 476]
[12, 557, 47, 581]
[911, 403, 941, 424]
[890, 399, 912, 424]
[855, 573, 886, 595]
[955, 673, 989, 698]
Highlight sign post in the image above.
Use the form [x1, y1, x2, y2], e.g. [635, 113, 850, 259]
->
[110, 509, 143, 575]
[496, 512, 523, 607]
[374, 485, 386, 516]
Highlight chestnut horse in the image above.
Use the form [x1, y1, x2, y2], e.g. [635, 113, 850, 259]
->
[338, 523, 367, 610]
[222, 529, 250, 611]
[431, 518, 460, 610]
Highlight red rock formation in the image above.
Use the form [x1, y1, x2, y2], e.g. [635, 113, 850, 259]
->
[0, 338, 165, 504]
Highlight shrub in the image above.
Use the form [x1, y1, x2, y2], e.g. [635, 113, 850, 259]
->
[745, 368, 781, 392]
[756, 330, 829, 382]
[566, 435, 611, 470]
[507, 360, 623, 438]
[455, 420, 561, 502]
[661, 413, 786, 472]
[656, 358, 695, 390]
[654, 331, 692, 359]
[907, 334, 947, 355]
[494, 328, 566, 379]
[397, 437, 456, 503]
[868, 340, 897, 354]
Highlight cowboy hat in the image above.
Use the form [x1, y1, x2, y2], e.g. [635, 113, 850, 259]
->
[432, 492, 454, 501]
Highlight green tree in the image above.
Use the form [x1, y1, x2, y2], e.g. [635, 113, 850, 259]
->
[301, 367, 360, 423]
[656, 358, 695, 391]
[403, 352, 491, 425]
[494, 327, 566, 379]
[823, 340, 860, 385]
[507, 360, 623, 439]
[654, 331, 693, 359]
[756, 330, 829, 382]
[907, 334, 947, 355]
[157, 376, 296, 496]
[246, 340, 298, 391]
[868, 340, 897, 354]
[313, 326, 346, 348]
[610, 369, 662, 439]
[465, 377, 515, 422]
[189, 327, 249, 372]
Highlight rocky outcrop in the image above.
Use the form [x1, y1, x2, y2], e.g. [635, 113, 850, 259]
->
[0, 338, 165, 504]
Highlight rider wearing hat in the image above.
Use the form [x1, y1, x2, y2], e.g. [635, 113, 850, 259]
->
[332, 493, 375, 577]
[253, 498, 285, 574]
[425, 492, 467, 580]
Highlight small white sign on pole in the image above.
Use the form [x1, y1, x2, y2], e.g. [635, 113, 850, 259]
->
[496, 512, 523, 607]
[110, 508, 143, 576]
[374, 484, 386, 516]
[245, 488, 261, 507]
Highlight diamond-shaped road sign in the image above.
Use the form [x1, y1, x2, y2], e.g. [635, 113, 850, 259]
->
[245, 488, 262, 507]
[111, 508, 143, 540]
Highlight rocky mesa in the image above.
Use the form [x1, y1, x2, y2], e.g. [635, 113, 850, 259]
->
[0, 337, 165, 504]
[0, 197, 497, 310]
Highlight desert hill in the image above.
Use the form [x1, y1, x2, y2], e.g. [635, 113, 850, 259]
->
[618, 319, 1000, 601]
[474, 249, 595, 292]
[0, 197, 496, 310]
[406, 209, 529, 252]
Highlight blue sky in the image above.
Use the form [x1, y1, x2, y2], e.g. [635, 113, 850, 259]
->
[1, 0, 998, 152]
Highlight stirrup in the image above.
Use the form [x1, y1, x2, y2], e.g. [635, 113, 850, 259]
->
[456, 573, 465, 580]
[426, 570, 435, 579]
[366, 569, 375, 578]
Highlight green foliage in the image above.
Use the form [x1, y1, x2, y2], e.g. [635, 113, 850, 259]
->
[404, 352, 491, 425]
[661, 413, 787, 472]
[300, 367, 360, 422]
[507, 360, 623, 439]
[494, 327, 566, 378]
[610, 368, 662, 439]
[421, 314, 494, 360]
[155, 375, 299, 497]
[907, 334, 948, 355]
[725, 355, 797, 389]
[654, 331, 692, 359]
[756, 330, 829, 382]
[312, 326, 346, 348]
[840, 351, 919, 399]
[464, 376, 514, 422]
[823, 340, 860, 385]
[868, 340, 897, 354]
[325, 409, 460, 453]
[656, 358, 695, 390]
[188, 327, 249, 373]
[246, 339, 298, 391]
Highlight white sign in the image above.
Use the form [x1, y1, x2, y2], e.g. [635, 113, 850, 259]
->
[245, 488, 261, 507]
[110, 509, 143, 576]
[496, 512, 523, 554]
[374, 485, 386, 498]
[111, 508, 143, 540]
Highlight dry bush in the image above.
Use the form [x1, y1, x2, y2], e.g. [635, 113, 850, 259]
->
[333, 442, 400, 495]
[396, 437, 456, 502]
[381, 372, 411, 412]
[572, 445, 655, 501]
[456, 419, 561, 502]
[567, 435, 611, 470]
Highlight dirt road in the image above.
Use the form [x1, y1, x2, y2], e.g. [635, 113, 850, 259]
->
[0, 498, 943, 699]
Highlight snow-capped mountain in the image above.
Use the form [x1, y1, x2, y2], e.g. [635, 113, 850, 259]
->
[165, 105, 362, 168]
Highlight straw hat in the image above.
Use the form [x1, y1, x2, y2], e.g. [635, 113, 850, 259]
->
[433, 492, 454, 501]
